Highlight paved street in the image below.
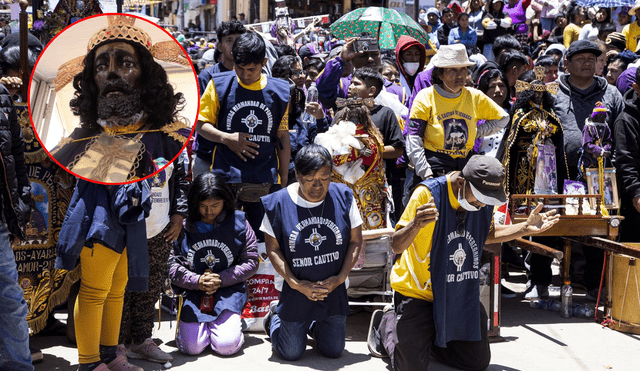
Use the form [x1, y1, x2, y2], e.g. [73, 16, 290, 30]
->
[31, 279, 640, 371]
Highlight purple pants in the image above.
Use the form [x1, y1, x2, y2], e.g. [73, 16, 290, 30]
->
[176, 310, 244, 355]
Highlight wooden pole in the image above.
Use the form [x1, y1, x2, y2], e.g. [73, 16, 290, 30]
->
[19, 0, 28, 101]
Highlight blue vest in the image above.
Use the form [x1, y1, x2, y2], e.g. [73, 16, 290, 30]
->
[422, 177, 492, 347]
[197, 62, 230, 98]
[196, 72, 289, 184]
[176, 210, 248, 323]
[261, 183, 354, 322]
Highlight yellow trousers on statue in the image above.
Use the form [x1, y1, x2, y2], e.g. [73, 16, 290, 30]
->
[75, 243, 128, 364]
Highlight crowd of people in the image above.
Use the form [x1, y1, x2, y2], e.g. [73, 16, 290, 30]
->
[3, 1, 640, 370]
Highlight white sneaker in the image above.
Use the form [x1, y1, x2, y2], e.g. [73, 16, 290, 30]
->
[524, 284, 549, 300]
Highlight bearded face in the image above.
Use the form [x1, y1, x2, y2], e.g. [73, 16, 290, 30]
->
[97, 85, 142, 120]
[93, 41, 143, 121]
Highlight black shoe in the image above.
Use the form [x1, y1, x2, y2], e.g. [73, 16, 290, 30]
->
[30, 346, 43, 364]
[501, 285, 517, 298]
[39, 318, 67, 336]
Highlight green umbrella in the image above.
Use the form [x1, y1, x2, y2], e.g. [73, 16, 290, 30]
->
[330, 7, 431, 49]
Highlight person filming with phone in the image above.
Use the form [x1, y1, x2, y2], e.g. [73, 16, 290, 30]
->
[315, 33, 387, 109]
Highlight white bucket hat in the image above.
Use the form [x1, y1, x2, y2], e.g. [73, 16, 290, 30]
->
[431, 44, 476, 68]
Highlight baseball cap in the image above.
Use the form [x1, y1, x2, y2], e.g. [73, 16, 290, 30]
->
[605, 32, 626, 51]
[461, 155, 507, 206]
[426, 7, 440, 17]
[565, 40, 602, 60]
[298, 43, 317, 59]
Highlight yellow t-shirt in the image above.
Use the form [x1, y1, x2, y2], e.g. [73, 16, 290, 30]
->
[409, 87, 504, 159]
[623, 22, 640, 53]
[563, 23, 582, 49]
[390, 175, 460, 301]
[198, 74, 289, 132]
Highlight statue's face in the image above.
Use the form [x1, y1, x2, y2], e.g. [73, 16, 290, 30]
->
[94, 41, 141, 95]
[532, 90, 544, 105]
[93, 42, 143, 120]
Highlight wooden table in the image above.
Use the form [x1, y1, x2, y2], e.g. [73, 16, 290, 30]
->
[507, 194, 640, 323]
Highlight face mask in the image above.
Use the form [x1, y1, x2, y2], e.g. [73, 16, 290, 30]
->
[458, 183, 480, 212]
[419, 13, 427, 19]
[403, 62, 420, 76]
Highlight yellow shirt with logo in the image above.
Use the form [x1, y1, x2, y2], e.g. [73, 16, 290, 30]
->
[198, 74, 289, 132]
[390, 175, 460, 301]
[409, 87, 504, 159]
[623, 22, 640, 53]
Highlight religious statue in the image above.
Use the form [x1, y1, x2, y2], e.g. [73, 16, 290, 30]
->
[498, 66, 568, 206]
[315, 98, 389, 230]
[579, 102, 612, 175]
[49, 15, 192, 183]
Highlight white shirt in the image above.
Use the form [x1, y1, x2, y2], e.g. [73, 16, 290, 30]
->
[260, 183, 363, 237]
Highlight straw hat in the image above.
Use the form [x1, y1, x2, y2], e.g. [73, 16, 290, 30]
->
[431, 44, 476, 68]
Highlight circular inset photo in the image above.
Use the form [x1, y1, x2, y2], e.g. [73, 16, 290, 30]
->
[29, 13, 198, 184]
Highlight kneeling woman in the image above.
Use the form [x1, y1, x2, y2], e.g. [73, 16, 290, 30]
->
[169, 173, 259, 355]
[261, 144, 364, 361]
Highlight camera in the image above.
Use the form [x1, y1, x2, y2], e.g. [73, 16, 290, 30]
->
[353, 37, 379, 53]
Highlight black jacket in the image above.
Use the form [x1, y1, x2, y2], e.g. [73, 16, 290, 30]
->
[167, 153, 189, 218]
[615, 89, 640, 201]
[0, 84, 30, 238]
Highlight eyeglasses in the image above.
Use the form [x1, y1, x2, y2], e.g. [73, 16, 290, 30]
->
[291, 70, 305, 77]
[456, 209, 467, 236]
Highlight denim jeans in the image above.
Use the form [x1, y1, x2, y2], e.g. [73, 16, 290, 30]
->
[270, 313, 346, 361]
[0, 222, 33, 371]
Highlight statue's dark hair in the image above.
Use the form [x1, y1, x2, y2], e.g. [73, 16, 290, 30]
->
[69, 41, 185, 130]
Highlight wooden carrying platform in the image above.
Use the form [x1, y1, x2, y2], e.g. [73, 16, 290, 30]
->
[506, 194, 640, 331]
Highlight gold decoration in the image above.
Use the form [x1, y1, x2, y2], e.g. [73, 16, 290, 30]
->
[150, 40, 191, 67]
[53, 56, 85, 92]
[103, 119, 145, 135]
[161, 119, 191, 145]
[533, 66, 546, 81]
[336, 97, 375, 109]
[87, 15, 152, 52]
[514, 79, 559, 95]
[68, 134, 143, 183]
[55, 14, 191, 92]
[514, 67, 560, 95]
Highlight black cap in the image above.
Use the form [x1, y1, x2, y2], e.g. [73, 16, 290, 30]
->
[605, 32, 627, 52]
[566, 40, 602, 60]
[461, 155, 507, 206]
[298, 44, 314, 59]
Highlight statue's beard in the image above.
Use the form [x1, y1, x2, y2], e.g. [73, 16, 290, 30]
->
[96, 80, 143, 120]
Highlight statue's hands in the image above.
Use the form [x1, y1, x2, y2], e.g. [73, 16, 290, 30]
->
[358, 147, 373, 157]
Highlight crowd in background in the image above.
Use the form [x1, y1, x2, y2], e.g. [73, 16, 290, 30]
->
[4, 1, 640, 370]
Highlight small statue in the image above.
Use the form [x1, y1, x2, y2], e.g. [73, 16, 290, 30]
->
[580, 102, 612, 175]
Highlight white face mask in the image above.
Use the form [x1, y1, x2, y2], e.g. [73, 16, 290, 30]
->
[419, 13, 427, 19]
[458, 184, 480, 212]
[403, 62, 420, 76]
